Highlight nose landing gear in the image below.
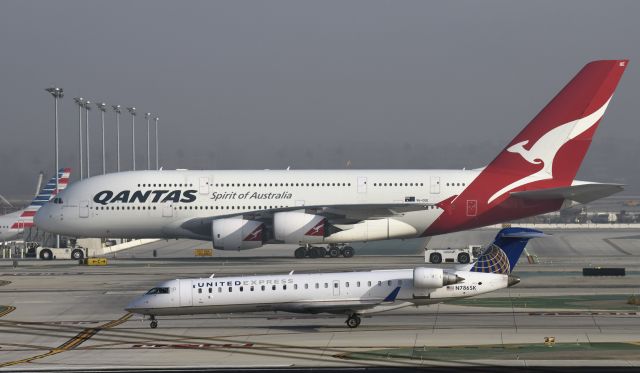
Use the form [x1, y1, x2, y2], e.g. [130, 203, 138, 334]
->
[345, 313, 361, 328]
[149, 315, 158, 329]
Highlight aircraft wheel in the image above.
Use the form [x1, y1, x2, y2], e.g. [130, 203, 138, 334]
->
[150, 320, 158, 329]
[315, 247, 327, 257]
[342, 246, 355, 258]
[39, 249, 53, 260]
[308, 247, 320, 258]
[294, 247, 307, 259]
[346, 314, 361, 328]
[429, 253, 442, 264]
[328, 247, 340, 258]
[457, 252, 470, 264]
[71, 249, 84, 260]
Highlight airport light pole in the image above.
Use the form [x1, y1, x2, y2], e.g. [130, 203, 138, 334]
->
[73, 97, 85, 180]
[145, 113, 151, 170]
[84, 100, 92, 178]
[154, 116, 159, 170]
[112, 105, 121, 172]
[96, 102, 107, 175]
[45, 86, 63, 249]
[127, 107, 136, 170]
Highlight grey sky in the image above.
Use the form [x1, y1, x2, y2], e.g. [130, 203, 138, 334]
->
[1, 0, 638, 199]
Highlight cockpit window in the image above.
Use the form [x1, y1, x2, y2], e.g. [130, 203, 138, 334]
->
[145, 287, 170, 295]
[52, 197, 63, 204]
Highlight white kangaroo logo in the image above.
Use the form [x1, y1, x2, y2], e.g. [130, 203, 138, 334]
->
[487, 97, 612, 204]
[245, 227, 263, 241]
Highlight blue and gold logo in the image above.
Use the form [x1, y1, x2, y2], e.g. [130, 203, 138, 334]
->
[470, 244, 511, 274]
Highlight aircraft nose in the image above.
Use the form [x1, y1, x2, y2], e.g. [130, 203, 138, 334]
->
[33, 205, 51, 230]
[125, 297, 143, 313]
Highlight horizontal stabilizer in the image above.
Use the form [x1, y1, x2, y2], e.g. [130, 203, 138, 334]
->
[510, 182, 624, 204]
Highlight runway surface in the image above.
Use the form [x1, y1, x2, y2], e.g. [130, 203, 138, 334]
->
[1, 233, 639, 370]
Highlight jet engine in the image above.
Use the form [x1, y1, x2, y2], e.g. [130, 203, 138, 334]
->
[211, 218, 265, 250]
[413, 267, 463, 288]
[273, 211, 330, 244]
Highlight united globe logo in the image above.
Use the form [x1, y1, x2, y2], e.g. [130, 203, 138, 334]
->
[470, 244, 511, 274]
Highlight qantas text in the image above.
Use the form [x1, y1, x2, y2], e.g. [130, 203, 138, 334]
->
[93, 190, 197, 205]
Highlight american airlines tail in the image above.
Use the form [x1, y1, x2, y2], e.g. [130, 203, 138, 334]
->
[459, 227, 545, 274]
[425, 60, 628, 235]
[13, 168, 71, 229]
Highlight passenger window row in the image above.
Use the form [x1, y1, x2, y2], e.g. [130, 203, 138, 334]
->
[214, 182, 351, 187]
[373, 182, 424, 187]
[93, 206, 157, 210]
[137, 183, 193, 188]
[197, 279, 403, 294]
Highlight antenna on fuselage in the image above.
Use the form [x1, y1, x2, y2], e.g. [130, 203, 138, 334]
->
[209, 274, 215, 278]
[289, 270, 294, 275]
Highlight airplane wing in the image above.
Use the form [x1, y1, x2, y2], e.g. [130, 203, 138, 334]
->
[273, 287, 404, 314]
[510, 182, 624, 205]
[177, 202, 435, 237]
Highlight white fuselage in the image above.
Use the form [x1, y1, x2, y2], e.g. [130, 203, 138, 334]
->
[35, 169, 479, 242]
[125, 268, 510, 317]
[0, 211, 24, 242]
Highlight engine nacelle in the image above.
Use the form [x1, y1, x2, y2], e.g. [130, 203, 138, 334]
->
[212, 218, 265, 250]
[413, 267, 462, 288]
[273, 211, 327, 244]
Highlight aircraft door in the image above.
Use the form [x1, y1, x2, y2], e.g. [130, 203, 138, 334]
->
[430, 176, 440, 194]
[357, 177, 367, 193]
[79, 201, 89, 218]
[199, 177, 210, 195]
[332, 280, 340, 296]
[162, 203, 173, 217]
[179, 279, 193, 307]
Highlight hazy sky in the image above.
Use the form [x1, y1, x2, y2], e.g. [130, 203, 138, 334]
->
[1, 1, 639, 199]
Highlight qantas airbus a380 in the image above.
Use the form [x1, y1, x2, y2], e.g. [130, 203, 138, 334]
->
[35, 60, 628, 257]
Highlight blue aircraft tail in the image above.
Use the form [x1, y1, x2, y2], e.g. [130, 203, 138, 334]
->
[466, 227, 545, 274]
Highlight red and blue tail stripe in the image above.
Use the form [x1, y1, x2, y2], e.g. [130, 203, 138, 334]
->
[11, 168, 71, 229]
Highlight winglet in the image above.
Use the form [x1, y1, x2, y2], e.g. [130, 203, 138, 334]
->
[383, 286, 401, 302]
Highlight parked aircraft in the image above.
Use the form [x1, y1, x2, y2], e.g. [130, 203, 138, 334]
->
[0, 168, 71, 242]
[126, 227, 544, 328]
[36, 60, 627, 257]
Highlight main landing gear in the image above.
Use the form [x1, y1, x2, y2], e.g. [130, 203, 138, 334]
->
[149, 315, 158, 329]
[345, 313, 361, 328]
[294, 244, 355, 259]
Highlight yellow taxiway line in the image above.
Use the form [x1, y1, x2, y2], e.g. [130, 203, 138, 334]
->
[0, 312, 132, 368]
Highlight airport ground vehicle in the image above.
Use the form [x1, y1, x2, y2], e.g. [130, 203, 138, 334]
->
[36, 245, 86, 260]
[425, 245, 483, 264]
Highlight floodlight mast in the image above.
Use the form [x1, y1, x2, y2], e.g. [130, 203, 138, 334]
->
[96, 102, 107, 175]
[73, 97, 85, 180]
[127, 107, 136, 170]
[145, 113, 151, 170]
[45, 86, 63, 249]
[84, 101, 92, 177]
[112, 105, 122, 172]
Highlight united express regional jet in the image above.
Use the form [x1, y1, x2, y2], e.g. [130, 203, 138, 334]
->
[35, 61, 627, 257]
[126, 227, 543, 328]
